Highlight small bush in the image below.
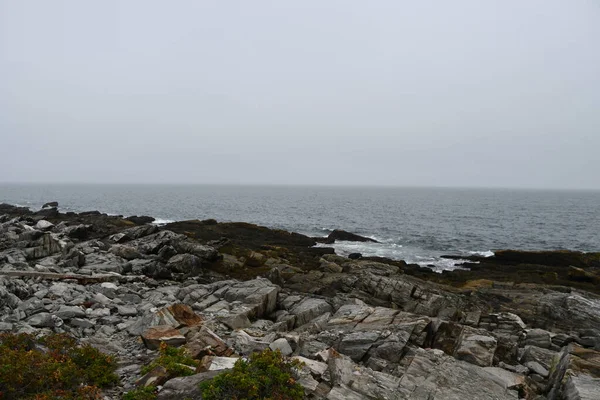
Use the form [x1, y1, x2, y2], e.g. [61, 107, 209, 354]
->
[0, 333, 118, 400]
[141, 342, 198, 378]
[200, 349, 304, 400]
[122, 386, 158, 400]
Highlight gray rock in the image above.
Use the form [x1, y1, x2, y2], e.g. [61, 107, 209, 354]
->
[338, 331, 380, 361]
[109, 245, 142, 260]
[69, 318, 95, 329]
[56, 305, 86, 320]
[27, 312, 57, 328]
[269, 338, 293, 356]
[455, 332, 498, 367]
[34, 220, 54, 231]
[289, 298, 333, 328]
[524, 329, 552, 349]
[167, 253, 202, 274]
[520, 345, 558, 370]
[117, 305, 138, 317]
[525, 361, 549, 377]
[547, 344, 600, 400]
[156, 371, 224, 400]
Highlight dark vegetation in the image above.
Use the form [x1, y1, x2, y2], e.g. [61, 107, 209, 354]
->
[200, 349, 304, 400]
[0, 333, 118, 400]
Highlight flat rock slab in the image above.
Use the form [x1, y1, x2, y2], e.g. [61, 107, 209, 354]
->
[142, 325, 186, 350]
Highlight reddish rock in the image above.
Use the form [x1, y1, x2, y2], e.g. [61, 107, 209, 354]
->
[142, 325, 187, 350]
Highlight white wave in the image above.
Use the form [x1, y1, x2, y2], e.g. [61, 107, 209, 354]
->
[468, 250, 494, 257]
[152, 218, 175, 225]
[315, 240, 475, 273]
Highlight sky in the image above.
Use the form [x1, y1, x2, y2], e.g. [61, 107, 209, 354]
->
[1, 1, 599, 189]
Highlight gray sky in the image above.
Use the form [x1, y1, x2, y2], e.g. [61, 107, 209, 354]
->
[1, 1, 599, 189]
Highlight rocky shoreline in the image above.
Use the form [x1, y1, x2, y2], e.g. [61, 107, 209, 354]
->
[0, 202, 599, 399]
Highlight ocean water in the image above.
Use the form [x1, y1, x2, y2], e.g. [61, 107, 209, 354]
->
[1, 184, 599, 271]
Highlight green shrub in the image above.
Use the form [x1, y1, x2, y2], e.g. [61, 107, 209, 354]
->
[122, 386, 158, 400]
[141, 342, 198, 378]
[0, 333, 118, 400]
[200, 349, 304, 400]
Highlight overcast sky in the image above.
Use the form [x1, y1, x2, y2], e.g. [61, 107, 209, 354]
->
[1, 1, 599, 189]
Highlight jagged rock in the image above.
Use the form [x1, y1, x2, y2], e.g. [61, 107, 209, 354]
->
[142, 325, 186, 349]
[185, 326, 233, 358]
[525, 361, 549, 377]
[24, 233, 70, 260]
[547, 344, 600, 400]
[520, 345, 558, 370]
[174, 240, 219, 262]
[455, 330, 497, 367]
[289, 298, 333, 328]
[42, 201, 58, 208]
[339, 331, 380, 362]
[128, 304, 203, 335]
[167, 253, 202, 274]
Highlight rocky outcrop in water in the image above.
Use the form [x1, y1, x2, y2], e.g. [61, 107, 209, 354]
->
[0, 203, 599, 399]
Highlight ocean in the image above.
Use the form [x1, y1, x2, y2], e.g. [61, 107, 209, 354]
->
[1, 184, 599, 271]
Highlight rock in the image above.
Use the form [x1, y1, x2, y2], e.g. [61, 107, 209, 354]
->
[185, 326, 233, 358]
[348, 253, 362, 260]
[141, 325, 187, 350]
[135, 365, 169, 387]
[220, 312, 252, 330]
[42, 201, 58, 208]
[167, 253, 203, 275]
[483, 367, 526, 390]
[525, 361, 549, 377]
[455, 332, 497, 367]
[69, 318, 95, 329]
[320, 260, 343, 273]
[174, 240, 219, 262]
[117, 305, 138, 317]
[432, 321, 464, 355]
[547, 344, 600, 400]
[109, 245, 142, 260]
[269, 338, 293, 356]
[524, 329, 552, 349]
[289, 298, 333, 328]
[198, 356, 238, 372]
[55, 305, 86, 320]
[321, 229, 378, 244]
[24, 233, 69, 260]
[27, 312, 58, 328]
[34, 220, 54, 231]
[520, 345, 558, 370]
[338, 331, 380, 361]
[126, 215, 155, 225]
[156, 371, 224, 400]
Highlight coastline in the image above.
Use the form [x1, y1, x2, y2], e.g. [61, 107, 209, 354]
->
[0, 202, 599, 399]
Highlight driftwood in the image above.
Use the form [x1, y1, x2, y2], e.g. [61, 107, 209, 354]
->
[0, 270, 144, 284]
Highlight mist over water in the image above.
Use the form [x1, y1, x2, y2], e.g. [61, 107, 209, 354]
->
[1, 184, 599, 270]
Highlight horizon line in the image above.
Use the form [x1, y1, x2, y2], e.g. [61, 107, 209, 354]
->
[1, 181, 599, 192]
